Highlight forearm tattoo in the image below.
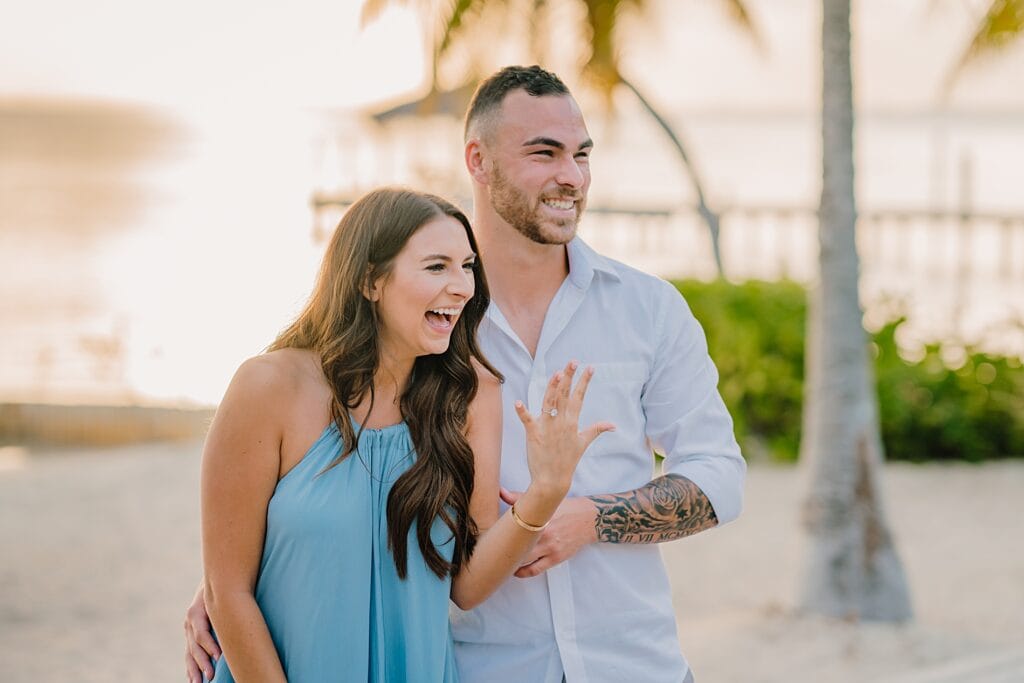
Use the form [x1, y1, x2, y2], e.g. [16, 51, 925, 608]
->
[590, 474, 718, 543]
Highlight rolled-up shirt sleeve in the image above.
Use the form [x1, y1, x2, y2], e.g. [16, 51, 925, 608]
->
[642, 280, 746, 525]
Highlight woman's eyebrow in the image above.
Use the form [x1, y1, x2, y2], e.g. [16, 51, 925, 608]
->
[420, 253, 477, 262]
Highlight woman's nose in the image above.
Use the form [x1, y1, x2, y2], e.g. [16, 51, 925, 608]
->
[448, 268, 474, 297]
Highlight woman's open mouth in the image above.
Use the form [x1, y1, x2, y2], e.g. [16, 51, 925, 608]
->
[425, 307, 461, 331]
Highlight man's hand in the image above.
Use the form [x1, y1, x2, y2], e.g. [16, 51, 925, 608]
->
[184, 583, 220, 683]
[500, 488, 598, 578]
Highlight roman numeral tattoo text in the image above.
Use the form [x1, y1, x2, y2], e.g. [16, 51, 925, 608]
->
[590, 474, 718, 543]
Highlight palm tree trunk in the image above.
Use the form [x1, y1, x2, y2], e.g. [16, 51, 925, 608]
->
[618, 76, 725, 278]
[798, 0, 912, 621]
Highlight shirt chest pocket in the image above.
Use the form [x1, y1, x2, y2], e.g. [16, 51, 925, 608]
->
[578, 361, 648, 455]
[588, 361, 648, 384]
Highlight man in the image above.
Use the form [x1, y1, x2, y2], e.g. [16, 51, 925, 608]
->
[186, 65, 744, 683]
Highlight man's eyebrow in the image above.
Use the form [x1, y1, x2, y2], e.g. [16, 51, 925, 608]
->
[522, 137, 594, 151]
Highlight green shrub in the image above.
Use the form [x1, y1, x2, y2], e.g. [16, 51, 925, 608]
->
[673, 279, 1024, 462]
[674, 279, 806, 462]
[873, 319, 1024, 462]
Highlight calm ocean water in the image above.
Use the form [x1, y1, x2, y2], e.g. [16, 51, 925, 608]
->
[2, 101, 1022, 405]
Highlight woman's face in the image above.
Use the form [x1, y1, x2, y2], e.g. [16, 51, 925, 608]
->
[371, 215, 477, 364]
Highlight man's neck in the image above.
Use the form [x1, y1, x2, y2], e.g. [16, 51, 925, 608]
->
[473, 212, 571, 357]
[474, 216, 570, 312]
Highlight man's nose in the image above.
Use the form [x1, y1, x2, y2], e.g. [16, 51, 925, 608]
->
[555, 156, 585, 188]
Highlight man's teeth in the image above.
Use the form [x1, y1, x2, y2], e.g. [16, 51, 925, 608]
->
[543, 198, 574, 211]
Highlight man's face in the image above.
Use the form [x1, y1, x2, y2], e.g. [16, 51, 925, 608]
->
[485, 91, 592, 245]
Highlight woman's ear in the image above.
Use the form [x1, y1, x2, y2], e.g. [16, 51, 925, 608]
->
[362, 267, 381, 302]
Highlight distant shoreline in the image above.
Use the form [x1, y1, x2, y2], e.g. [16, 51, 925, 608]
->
[0, 402, 214, 447]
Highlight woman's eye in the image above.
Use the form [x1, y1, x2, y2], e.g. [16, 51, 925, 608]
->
[427, 263, 445, 272]
[463, 262, 475, 271]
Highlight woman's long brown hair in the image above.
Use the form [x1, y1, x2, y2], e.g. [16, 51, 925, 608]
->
[269, 187, 501, 579]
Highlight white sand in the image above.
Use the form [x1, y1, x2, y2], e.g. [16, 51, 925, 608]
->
[665, 463, 1024, 681]
[0, 442, 1021, 682]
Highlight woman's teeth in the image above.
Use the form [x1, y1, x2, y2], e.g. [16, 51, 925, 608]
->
[426, 308, 462, 329]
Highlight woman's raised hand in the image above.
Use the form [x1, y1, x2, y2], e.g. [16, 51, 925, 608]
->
[513, 361, 615, 498]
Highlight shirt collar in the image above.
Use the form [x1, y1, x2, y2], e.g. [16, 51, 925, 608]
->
[482, 237, 621, 330]
[566, 237, 621, 289]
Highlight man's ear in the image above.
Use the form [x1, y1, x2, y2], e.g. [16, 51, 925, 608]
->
[465, 139, 489, 185]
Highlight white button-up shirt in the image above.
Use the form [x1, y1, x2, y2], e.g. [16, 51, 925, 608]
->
[451, 238, 745, 682]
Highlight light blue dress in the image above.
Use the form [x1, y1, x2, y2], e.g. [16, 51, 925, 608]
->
[210, 421, 459, 682]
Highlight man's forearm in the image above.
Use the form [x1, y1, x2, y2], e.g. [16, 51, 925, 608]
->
[589, 474, 717, 543]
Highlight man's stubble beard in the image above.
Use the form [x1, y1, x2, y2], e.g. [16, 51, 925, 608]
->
[490, 164, 582, 246]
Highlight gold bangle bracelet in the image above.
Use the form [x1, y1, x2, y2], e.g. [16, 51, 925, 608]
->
[510, 503, 548, 532]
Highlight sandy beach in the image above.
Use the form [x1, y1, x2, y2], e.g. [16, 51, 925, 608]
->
[1, 440, 1021, 682]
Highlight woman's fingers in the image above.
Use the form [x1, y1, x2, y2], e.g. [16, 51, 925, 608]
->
[540, 371, 563, 415]
[580, 421, 616, 449]
[537, 361, 579, 418]
[557, 361, 577, 408]
[524, 363, 607, 450]
[514, 400, 535, 430]
[569, 365, 595, 410]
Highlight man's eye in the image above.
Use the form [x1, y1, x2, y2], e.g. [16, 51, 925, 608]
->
[532, 150, 554, 157]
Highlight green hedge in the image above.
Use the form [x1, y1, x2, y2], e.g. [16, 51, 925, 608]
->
[673, 279, 1024, 462]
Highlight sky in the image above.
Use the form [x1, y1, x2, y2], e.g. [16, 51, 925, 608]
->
[0, 0, 425, 110]
[2, 0, 1022, 114]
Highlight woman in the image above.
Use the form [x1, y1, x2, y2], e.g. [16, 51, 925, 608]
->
[201, 187, 611, 681]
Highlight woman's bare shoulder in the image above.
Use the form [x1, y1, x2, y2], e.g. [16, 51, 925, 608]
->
[223, 348, 322, 407]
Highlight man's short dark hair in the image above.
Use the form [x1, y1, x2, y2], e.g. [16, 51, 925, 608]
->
[464, 65, 571, 141]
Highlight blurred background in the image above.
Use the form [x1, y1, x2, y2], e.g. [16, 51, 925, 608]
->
[1, 0, 1022, 681]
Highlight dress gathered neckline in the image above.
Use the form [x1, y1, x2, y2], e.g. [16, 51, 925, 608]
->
[210, 415, 458, 682]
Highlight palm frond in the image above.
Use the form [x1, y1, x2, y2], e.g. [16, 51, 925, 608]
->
[438, 0, 489, 55]
[963, 0, 1024, 57]
[581, 0, 628, 102]
[946, 0, 1024, 87]
[360, 0, 407, 27]
[528, 0, 550, 63]
[718, 0, 766, 50]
